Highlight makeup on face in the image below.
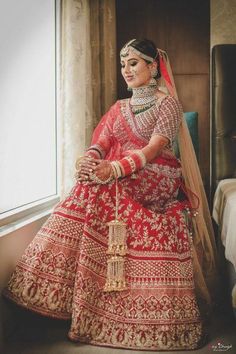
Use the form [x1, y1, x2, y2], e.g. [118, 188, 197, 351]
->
[120, 51, 153, 89]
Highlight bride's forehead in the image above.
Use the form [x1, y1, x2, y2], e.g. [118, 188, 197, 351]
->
[120, 51, 141, 62]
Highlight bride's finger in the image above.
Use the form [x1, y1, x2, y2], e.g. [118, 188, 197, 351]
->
[80, 166, 93, 174]
[81, 160, 98, 169]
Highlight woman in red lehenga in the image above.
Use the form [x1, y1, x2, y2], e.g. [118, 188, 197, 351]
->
[3, 39, 217, 350]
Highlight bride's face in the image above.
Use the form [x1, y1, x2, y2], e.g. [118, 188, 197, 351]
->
[121, 51, 154, 89]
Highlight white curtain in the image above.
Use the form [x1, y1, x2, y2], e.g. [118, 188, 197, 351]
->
[90, 0, 117, 127]
[60, 0, 93, 196]
[60, 0, 116, 196]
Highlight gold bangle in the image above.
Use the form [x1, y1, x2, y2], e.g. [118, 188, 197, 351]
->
[92, 174, 113, 184]
[111, 161, 122, 178]
[91, 168, 114, 184]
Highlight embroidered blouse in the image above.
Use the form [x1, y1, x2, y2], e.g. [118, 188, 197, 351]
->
[91, 95, 183, 158]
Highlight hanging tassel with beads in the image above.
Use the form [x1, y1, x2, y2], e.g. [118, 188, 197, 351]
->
[104, 179, 128, 292]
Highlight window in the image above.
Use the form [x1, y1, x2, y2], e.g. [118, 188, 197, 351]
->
[0, 0, 60, 232]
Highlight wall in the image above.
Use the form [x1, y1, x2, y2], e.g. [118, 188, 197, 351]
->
[0, 218, 48, 289]
[211, 0, 236, 47]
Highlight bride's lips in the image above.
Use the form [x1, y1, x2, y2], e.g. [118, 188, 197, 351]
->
[125, 76, 134, 82]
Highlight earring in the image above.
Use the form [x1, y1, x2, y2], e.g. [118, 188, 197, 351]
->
[150, 67, 158, 78]
[127, 86, 133, 92]
[149, 78, 157, 86]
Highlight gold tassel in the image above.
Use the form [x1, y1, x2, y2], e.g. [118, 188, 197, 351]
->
[107, 220, 127, 256]
[104, 180, 128, 292]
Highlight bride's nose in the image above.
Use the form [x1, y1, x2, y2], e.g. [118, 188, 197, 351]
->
[124, 64, 131, 74]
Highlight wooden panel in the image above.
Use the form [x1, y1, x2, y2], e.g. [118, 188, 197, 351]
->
[175, 74, 210, 194]
[116, 0, 209, 74]
[166, 0, 210, 74]
[116, 0, 166, 99]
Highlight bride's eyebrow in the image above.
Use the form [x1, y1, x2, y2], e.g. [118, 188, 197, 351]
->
[127, 58, 138, 61]
[120, 58, 139, 64]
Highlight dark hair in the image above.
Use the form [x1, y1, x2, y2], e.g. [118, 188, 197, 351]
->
[130, 39, 157, 61]
[128, 39, 161, 79]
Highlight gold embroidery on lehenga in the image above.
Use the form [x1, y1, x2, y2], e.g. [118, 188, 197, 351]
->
[4, 101, 203, 350]
[68, 272, 202, 350]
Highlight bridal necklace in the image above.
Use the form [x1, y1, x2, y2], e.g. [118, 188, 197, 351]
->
[130, 80, 158, 114]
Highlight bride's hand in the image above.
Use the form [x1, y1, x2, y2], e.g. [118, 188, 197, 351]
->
[75, 156, 98, 181]
[94, 160, 113, 181]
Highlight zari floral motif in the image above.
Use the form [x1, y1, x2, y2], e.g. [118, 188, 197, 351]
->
[4, 99, 203, 350]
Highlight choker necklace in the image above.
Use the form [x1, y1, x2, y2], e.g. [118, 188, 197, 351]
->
[130, 82, 158, 106]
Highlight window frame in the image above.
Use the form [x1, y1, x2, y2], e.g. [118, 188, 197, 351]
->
[0, 0, 61, 237]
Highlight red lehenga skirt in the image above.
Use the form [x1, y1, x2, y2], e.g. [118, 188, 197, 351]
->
[4, 156, 203, 350]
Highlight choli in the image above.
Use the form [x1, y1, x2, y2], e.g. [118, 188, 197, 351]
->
[117, 95, 182, 148]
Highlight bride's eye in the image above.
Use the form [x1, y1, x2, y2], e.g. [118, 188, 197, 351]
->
[130, 61, 138, 67]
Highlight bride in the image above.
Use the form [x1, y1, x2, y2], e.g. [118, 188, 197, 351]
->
[3, 38, 217, 350]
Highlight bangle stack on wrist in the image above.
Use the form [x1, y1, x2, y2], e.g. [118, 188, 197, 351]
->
[86, 144, 105, 159]
[111, 161, 123, 178]
[111, 150, 146, 178]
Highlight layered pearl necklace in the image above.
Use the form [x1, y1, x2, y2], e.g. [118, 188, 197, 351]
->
[130, 81, 158, 114]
